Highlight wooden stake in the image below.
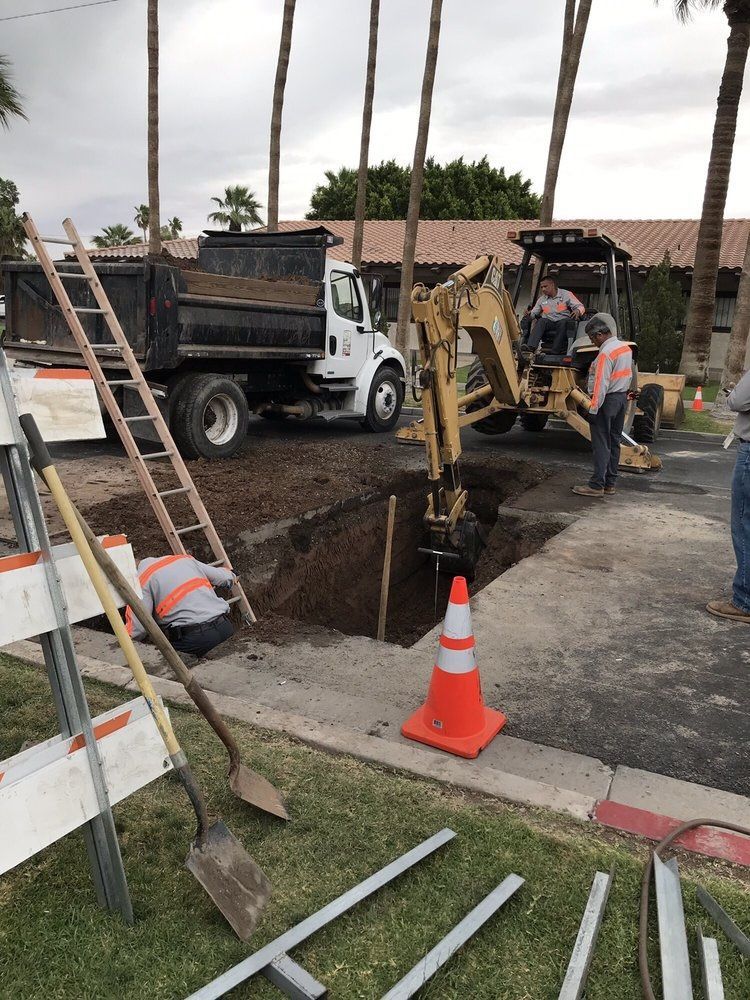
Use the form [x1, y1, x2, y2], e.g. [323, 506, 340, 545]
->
[377, 495, 397, 642]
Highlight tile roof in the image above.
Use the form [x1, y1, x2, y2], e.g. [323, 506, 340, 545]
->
[87, 218, 750, 272]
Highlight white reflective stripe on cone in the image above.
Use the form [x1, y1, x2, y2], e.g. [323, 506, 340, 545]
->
[442, 600, 473, 640]
[436, 643, 476, 674]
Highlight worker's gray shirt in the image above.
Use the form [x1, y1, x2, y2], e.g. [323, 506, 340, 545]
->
[728, 369, 750, 441]
[126, 555, 234, 640]
[529, 288, 585, 324]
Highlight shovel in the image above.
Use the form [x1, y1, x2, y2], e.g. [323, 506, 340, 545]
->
[68, 501, 288, 821]
[20, 414, 271, 941]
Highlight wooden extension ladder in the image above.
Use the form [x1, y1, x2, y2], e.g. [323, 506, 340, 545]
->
[23, 213, 255, 623]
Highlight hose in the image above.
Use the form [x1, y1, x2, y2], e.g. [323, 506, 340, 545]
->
[638, 817, 750, 999]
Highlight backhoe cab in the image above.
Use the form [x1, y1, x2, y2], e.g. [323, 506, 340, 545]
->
[398, 230, 662, 576]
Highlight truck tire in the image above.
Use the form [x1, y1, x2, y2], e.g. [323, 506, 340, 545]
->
[464, 358, 517, 435]
[361, 366, 403, 432]
[170, 373, 249, 459]
[519, 412, 549, 432]
[632, 382, 664, 444]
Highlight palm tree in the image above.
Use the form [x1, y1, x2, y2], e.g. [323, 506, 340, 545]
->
[670, 0, 750, 382]
[208, 186, 264, 231]
[160, 216, 183, 240]
[540, 0, 592, 227]
[395, 0, 443, 359]
[0, 55, 27, 130]
[91, 225, 141, 249]
[134, 204, 149, 243]
[147, 0, 161, 257]
[267, 0, 296, 232]
[716, 230, 750, 407]
[352, 0, 380, 270]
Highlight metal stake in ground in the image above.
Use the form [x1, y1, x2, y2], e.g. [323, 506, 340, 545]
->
[20, 413, 271, 942]
[377, 495, 397, 642]
[69, 503, 288, 821]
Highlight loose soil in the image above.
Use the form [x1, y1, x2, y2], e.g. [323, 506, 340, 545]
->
[80, 432, 556, 647]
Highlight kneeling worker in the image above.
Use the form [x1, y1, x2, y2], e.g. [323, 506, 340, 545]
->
[126, 554, 237, 656]
[572, 316, 632, 498]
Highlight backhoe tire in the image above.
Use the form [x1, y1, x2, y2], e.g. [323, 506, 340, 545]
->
[519, 412, 549, 432]
[464, 358, 517, 435]
[170, 373, 249, 460]
[361, 366, 403, 432]
[631, 382, 664, 444]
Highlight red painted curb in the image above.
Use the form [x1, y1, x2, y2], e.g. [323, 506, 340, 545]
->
[594, 800, 750, 867]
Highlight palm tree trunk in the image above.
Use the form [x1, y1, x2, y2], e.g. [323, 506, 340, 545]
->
[267, 0, 296, 233]
[395, 0, 443, 360]
[679, 15, 750, 383]
[352, 0, 380, 270]
[539, 0, 591, 227]
[713, 230, 750, 419]
[147, 0, 161, 257]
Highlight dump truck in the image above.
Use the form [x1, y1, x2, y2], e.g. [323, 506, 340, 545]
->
[1, 226, 406, 459]
[396, 249, 661, 575]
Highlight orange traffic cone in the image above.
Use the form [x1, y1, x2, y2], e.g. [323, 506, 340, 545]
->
[401, 576, 506, 758]
[692, 386, 704, 411]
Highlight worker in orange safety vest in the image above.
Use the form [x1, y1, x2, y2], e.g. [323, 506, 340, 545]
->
[572, 315, 633, 498]
[126, 554, 236, 656]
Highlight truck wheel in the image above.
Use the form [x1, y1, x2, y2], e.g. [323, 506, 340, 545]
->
[632, 382, 664, 444]
[171, 374, 249, 459]
[361, 366, 403, 432]
[519, 412, 549, 432]
[464, 358, 517, 434]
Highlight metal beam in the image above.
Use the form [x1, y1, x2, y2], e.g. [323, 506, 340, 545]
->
[185, 828, 456, 1000]
[262, 954, 326, 999]
[697, 885, 750, 958]
[380, 874, 524, 1000]
[654, 856, 693, 1000]
[557, 869, 613, 1000]
[697, 928, 725, 1000]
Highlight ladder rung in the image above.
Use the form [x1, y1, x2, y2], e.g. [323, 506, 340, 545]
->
[175, 522, 207, 536]
[106, 379, 141, 386]
[124, 414, 156, 424]
[226, 596, 241, 605]
[141, 450, 173, 460]
[208, 559, 226, 567]
[38, 235, 75, 245]
[73, 307, 108, 314]
[158, 486, 192, 498]
[58, 272, 88, 280]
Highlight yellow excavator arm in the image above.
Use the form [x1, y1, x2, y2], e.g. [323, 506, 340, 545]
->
[404, 254, 659, 574]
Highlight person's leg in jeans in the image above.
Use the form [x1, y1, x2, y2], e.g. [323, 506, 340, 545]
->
[525, 316, 555, 351]
[605, 393, 627, 488]
[549, 318, 575, 355]
[731, 442, 750, 612]
[170, 616, 234, 657]
[588, 403, 612, 490]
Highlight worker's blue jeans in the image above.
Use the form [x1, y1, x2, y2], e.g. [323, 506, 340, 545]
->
[167, 614, 234, 657]
[588, 392, 627, 490]
[731, 440, 750, 613]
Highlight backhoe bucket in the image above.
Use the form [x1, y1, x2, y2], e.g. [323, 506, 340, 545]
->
[186, 821, 272, 942]
[421, 511, 486, 580]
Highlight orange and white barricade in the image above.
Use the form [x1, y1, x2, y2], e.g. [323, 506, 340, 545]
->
[401, 576, 506, 758]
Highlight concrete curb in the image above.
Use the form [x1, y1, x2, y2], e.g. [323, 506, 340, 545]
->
[6, 640, 750, 862]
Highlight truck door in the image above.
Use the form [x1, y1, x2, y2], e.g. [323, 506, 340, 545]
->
[326, 269, 369, 378]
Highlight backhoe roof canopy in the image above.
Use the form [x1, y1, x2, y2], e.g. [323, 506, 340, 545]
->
[507, 227, 633, 265]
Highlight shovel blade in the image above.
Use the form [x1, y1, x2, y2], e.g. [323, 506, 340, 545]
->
[230, 763, 289, 821]
[186, 820, 271, 941]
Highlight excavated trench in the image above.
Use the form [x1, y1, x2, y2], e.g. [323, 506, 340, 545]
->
[235, 461, 567, 647]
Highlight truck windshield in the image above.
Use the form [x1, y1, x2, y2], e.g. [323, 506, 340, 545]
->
[330, 272, 363, 323]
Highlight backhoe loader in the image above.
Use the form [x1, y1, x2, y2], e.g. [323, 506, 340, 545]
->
[396, 251, 661, 575]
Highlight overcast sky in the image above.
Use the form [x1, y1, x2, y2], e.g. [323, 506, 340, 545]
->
[2, 0, 749, 242]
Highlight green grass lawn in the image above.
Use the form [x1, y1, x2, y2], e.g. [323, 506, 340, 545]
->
[683, 383, 720, 402]
[1, 655, 748, 999]
[682, 410, 732, 435]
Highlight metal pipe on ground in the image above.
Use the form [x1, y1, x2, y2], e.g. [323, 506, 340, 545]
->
[69, 503, 288, 821]
[20, 413, 272, 942]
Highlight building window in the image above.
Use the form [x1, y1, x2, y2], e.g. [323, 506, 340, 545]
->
[714, 295, 736, 330]
[384, 284, 400, 323]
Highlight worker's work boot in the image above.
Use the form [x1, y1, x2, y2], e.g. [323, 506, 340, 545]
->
[571, 485, 604, 497]
[706, 599, 750, 624]
[604, 486, 616, 495]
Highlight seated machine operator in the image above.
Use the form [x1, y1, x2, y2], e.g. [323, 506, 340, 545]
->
[521, 277, 585, 355]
